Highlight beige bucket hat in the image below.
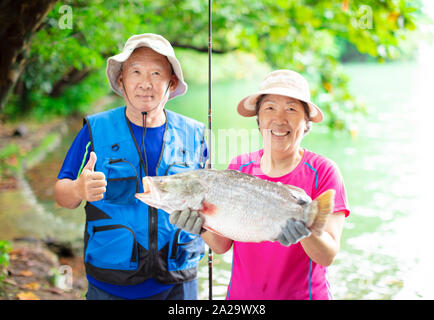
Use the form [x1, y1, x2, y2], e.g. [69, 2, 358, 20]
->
[237, 70, 323, 123]
[106, 33, 187, 100]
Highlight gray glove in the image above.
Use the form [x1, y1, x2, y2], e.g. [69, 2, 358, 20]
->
[169, 209, 205, 235]
[277, 219, 311, 246]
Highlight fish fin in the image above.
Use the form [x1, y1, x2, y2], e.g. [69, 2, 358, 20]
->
[309, 189, 335, 236]
[199, 201, 216, 216]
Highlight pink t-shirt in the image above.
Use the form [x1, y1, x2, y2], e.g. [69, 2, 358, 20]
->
[226, 148, 350, 300]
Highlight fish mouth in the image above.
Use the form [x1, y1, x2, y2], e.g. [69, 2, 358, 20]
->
[141, 177, 152, 194]
[135, 177, 161, 204]
[142, 177, 161, 199]
[135, 177, 187, 213]
[135, 178, 174, 212]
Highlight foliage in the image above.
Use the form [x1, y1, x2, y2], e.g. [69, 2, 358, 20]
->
[0, 144, 21, 179]
[2, 0, 424, 130]
[0, 240, 11, 284]
[209, 0, 423, 129]
[176, 49, 270, 84]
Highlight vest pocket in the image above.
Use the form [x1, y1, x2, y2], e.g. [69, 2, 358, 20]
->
[167, 229, 205, 272]
[85, 224, 138, 271]
[104, 158, 139, 205]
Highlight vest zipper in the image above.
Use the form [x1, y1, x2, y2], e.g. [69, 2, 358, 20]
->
[164, 162, 190, 263]
[148, 206, 158, 277]
[148, 110, 169, 276]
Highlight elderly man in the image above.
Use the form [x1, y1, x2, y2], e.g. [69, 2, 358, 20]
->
[54, 34, 207, 300]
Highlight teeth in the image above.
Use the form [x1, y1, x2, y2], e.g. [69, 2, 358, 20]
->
[271, 130, 289, 136]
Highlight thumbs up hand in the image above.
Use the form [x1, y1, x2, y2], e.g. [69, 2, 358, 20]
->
[74, 151, 107, 202]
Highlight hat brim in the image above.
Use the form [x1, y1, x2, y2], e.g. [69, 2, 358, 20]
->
[106, 43, 187, 100]
[237, 88, 323, 123]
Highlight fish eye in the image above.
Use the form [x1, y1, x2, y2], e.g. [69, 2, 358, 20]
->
[297, 198, 307, 206]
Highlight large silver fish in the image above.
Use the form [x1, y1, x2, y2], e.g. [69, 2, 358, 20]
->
[135, 169, 334, 242]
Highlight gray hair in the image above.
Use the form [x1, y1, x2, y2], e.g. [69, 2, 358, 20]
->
[255, 94, 312, 136]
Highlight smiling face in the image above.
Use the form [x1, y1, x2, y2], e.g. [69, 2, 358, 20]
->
[257, 94, 309, 155]
[116, 47, 178, 120]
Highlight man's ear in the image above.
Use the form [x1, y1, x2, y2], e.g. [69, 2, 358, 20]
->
[116, 70, 124, 92]
[170, 74, 179, 91]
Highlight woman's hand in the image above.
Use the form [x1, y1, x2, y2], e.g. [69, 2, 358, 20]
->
[277, 219, 311, 246]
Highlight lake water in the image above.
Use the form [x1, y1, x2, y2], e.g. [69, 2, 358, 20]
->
[1, 48, 433, 299]
[200, 51, 434, 299]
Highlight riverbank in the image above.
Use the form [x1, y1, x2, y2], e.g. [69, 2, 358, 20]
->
[0, 239, 86, 300]
[0, 95, 118, 300]
[0, 115, 88, 300]
[0, 118, 67, 190]
[0, 95, 117, 190]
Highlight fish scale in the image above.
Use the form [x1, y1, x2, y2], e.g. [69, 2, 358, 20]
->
[136, 169, 335, 243]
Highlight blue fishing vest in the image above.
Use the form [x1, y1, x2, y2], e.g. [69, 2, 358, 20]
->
[82, 106, 206, 286]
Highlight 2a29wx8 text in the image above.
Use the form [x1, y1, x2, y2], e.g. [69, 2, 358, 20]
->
[168, 303, 266, 317]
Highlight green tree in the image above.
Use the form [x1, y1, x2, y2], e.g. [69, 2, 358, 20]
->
[0, 0, 58, 112]
[0, 240, 11, 284]
[0, 0, 423, 130]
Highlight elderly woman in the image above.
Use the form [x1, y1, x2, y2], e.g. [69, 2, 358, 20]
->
[172, 69, 350, 300]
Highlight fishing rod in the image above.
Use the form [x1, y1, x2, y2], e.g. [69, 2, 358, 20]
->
[207, 0, 213, 301]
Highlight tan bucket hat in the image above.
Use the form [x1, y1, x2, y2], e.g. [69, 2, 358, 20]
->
[237, 70, 323, 123]
[106, 33, 187, 100]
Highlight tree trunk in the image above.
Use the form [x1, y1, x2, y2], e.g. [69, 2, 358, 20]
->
[0, 0, 58, 111]
[50, 67, 91, 98]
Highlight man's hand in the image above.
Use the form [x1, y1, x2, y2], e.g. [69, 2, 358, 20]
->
[169, 209, 204, 235]
[74, 151, 107, 202]
[277, 219, 311, 246]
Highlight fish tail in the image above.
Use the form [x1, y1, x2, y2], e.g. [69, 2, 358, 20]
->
[309, 189, 335, 236]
